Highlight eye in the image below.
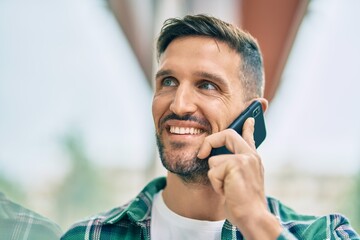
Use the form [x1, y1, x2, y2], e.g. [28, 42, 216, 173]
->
[162, 77, 177, 87]
[198, 81, 217, 90]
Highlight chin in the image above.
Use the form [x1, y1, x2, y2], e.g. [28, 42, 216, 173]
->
[156, 133, 209, 183]
[161, 151, 209, 183]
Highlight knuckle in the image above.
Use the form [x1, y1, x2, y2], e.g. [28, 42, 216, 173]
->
[207, 168, 216, 179]
[224, 128, 238, 137]
[234, 153, 262, 166]
[208, 157, 216, 167]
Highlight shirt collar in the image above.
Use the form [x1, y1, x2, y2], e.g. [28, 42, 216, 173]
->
[103, 177, 167, 224]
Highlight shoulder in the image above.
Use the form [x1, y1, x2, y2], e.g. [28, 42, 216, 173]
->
[62, 177, 167, 240]
[0, 192, 62, 240]
[61, 203, 132, 240]
[266, 196, 360, 239]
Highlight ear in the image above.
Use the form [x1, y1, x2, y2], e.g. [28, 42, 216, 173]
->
[256, 98, 269, 113]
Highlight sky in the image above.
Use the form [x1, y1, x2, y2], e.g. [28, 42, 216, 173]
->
[0, 0, 359, 189]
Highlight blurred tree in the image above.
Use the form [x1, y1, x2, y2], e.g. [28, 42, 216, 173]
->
[349, 170, 360, 233]
[0, 172, 25, 204]
[342, 168, 360, 234]
[54, 130, 113, 229]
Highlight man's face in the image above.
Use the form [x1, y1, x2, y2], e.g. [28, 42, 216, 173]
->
[152, 36, 247, 183]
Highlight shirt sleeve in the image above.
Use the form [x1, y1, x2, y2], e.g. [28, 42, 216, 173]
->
[331, 214, 360, 240]
[276, 228, 298, 240]
[276, 214, 360, 240]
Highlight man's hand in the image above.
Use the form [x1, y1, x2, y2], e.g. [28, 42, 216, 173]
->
[197, 118, 282, 240]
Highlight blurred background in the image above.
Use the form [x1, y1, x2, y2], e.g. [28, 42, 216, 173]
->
[0, 0, 359, 233]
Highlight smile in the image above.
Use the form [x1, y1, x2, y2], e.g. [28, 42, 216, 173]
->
[169, 126, 203, 135]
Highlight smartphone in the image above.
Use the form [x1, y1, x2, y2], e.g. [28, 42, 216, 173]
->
[209, 100, 266, 156]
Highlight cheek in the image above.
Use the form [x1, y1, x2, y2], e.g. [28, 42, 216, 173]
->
[199, 101, 235, 132]
[151, 99, 160, 127]
[152, 96, 169, 129]
[197, 102, 222, 132]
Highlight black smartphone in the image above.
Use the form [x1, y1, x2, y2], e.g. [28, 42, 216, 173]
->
[209, 100, 266, 156]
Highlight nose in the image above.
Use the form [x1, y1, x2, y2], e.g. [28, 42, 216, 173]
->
[169, 85, 197, 116]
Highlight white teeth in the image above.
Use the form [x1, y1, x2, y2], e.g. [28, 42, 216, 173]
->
[170, 126, 202, 135]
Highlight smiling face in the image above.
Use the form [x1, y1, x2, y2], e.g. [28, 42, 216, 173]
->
[152, 36, 248, 183]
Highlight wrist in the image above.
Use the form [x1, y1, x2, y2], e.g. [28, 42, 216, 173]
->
[234, 211, 283, 240]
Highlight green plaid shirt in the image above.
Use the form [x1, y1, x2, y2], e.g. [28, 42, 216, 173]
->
[61, 177, 359, 240]
[0, 192, 62, 240]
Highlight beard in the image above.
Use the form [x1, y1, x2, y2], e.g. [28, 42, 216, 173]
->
[155, 113, 212, 185]
[156, 134, 210, 185]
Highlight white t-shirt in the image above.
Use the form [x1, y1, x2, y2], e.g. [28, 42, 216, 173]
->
[150, 191, 225, 240]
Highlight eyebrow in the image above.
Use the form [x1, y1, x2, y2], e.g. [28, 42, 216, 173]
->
[155, 69, 228, 86]
[194, 71, 227, 86]
[155, 69, 173, 80]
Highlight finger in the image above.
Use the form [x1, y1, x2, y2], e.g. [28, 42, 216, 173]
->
[208, 155, 229, 169]
[242, 117, 256, 150]
[207, 160, 228, 195]
[197, 129, 239, 159]
[208, 156, 248, 196]
[198, 127, 255, 159]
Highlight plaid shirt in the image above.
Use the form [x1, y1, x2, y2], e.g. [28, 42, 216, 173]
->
[61, 177, 359, 240]
[0, 192, 62, 240]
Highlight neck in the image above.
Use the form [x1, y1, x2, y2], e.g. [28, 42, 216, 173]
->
[162, 172, 226, 221]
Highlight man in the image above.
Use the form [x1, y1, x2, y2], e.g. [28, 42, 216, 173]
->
[61, 14, 359, 239]
[0, 192, 62, 240]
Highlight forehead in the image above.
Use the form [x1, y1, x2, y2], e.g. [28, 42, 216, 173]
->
[159, 36, 237, 61]
[157, 36, 242, 78]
